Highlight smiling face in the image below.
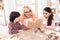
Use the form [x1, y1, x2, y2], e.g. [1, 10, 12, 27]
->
[43, 10, 51, 18]
[23, 6, 32, 18]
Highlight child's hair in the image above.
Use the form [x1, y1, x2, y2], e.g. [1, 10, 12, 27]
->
[44, 7, 53, 26]
[9, 11, 20, 22]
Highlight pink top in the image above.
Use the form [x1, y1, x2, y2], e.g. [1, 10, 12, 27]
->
[19, 14, 37, 27]
[40, 16, 55, 29]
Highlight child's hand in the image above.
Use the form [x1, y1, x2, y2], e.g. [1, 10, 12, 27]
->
[22, 25, 30, 30]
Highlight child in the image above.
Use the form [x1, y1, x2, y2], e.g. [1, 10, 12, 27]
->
[8, 11, 27, 34]
[40, 7, 55, 29]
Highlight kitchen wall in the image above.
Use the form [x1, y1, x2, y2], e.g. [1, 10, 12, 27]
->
[38, 0, 47, 18]
[0, 0, 59, 25]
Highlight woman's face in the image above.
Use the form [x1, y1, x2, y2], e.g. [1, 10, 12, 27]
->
[43, 10, 51, 18]
[23, 8, 32, 18]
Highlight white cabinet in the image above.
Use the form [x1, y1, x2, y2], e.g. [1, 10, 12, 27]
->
[16, 0, 37, 15]
[0, 10, 5, 25]
[38, 0, 47, 18]
[0, 0, 6, 25]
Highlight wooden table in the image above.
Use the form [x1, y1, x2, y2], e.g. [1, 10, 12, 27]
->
[0, 29, 60, 40]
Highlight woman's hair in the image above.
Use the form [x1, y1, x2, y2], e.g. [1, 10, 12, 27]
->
[23, 6, 31, 10]
[44, 7, 54, 26]
[9, 11, 20, 22]
[23, 6, 32, 12]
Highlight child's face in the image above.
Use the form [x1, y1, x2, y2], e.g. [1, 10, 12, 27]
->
[14, 16, 20, 23]
[43, 11, 51, 18]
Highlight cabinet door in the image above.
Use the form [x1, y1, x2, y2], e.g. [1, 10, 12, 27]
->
[0, 0, 6, 25]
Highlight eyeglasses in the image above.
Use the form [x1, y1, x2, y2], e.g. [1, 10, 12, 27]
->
[24, 10, 32, 13]
[43, 13, 48, 15]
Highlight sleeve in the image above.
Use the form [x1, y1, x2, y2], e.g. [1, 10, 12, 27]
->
[17, 23, 23, 30]
[32, 14, 37, 22]
[8, 23, 13, 31]
[21, 25, 30, 30]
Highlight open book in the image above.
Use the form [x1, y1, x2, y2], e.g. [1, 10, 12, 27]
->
[28, 19, 42, 29]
